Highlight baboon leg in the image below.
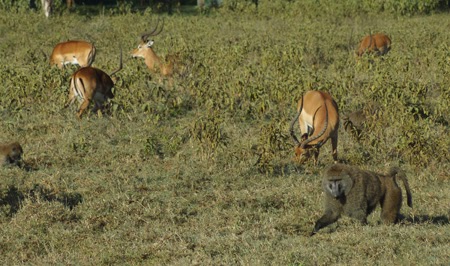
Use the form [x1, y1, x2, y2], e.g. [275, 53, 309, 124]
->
[311, 209, 340, 236]
[381, 187, 402, 224]
[347, 209, 368, 225]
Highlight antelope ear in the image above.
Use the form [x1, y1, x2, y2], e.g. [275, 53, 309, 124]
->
[146, 40, 154, 47]
[301, 133, 308, 142]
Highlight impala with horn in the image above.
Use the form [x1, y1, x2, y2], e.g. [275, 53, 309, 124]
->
[50, 40, 96, 69]
[131, 18, 177, 79]
[356, 33, 391, 57]
[289, 90, 339, 165]
[65, 50, 122, 119]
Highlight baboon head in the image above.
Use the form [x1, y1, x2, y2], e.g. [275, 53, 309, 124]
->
[322, 175, 354, 198]
[6, 142, 23, 165]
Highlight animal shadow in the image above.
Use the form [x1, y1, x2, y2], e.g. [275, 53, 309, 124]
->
[400, 214, 449, 225]
[0, 184, 83, 216]
[28, 184, 83, 210]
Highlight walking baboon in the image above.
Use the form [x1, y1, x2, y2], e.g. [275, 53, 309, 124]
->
[0, 142, 23, 167]
[311, 164, 412, 236]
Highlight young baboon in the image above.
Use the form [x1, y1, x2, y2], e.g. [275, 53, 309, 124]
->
[343, 110, 366, 140]
[0, 142, 24, 167]
[311, 163, 412, 236]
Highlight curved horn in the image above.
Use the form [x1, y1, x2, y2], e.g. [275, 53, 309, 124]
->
[300, 102, 328, 149]
[290, 95, 304, 145]
[141, 18, 165, 42]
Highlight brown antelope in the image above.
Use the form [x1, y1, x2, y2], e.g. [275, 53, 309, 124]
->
[41, 0, 74, 18]
[131, 19, 177, 80]
[65, 50, 122, 119]
[356, 33, 391, 57]
[50, 40, 96, 69]
[289, 90, 339, 165]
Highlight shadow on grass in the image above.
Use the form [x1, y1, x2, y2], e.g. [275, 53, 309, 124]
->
[0, 184, 83, 216]
[400, 214, 450, 225]
[0, 186, 24, 216]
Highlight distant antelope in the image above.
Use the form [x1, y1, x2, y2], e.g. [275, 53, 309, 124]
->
[41, 0, 75, 18]
[356, 33, 391, 57]
[131, 19, 179, 81]
[50, 40, 96, 69]
[289, 90, 340, 165]
[65, 50, 122, 119]
[41, 0, 52, 18]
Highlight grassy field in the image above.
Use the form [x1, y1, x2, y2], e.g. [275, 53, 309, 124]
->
[0, 2, 449, 265]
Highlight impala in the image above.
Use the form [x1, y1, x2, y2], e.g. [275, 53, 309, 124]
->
[131, 19, 177, 80]
[50, 40, 96, 69]
[356, 33, 391, 57]
[42, 0, 52, 18]
[65, 50, 122, 119]
[41, 0, 74, 18]
[289, 90, 339, 165]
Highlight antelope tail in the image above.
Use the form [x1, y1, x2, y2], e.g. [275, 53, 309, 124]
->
[300, 102, 328, 149]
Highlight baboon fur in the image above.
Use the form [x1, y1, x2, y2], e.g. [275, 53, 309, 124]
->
[343, 110, 366, 140]
[0, 142, 23, 167]
[311, 163, 413, 235]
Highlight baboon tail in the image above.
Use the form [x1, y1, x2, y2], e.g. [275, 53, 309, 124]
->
[389, 167, 413, 208]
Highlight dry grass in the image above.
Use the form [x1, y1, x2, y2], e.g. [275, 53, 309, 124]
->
[0, 3, 449, 265]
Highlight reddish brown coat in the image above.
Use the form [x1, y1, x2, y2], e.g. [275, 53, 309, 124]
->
[50, 40, 96, 68]
[290, 90, 339, 165]
[356, 33, 391, 56]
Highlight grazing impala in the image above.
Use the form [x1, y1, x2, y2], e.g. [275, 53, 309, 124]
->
[50, 40, 96, 69]
[65, 50, 122, 119]
[289, 90, 339, 165]
[131, 19, 178, 80]
[357, 33, 391, 57]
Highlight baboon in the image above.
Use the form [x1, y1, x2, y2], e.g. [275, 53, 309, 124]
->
[0, 142, 24, 167]
[343, 110, 366, 140]
[311, 163, 413, 236]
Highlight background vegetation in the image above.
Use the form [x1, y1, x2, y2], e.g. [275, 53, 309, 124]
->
[0, 1, 449, 264]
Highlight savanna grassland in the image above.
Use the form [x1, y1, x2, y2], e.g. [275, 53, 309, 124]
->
[1, 1, 449, 265]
